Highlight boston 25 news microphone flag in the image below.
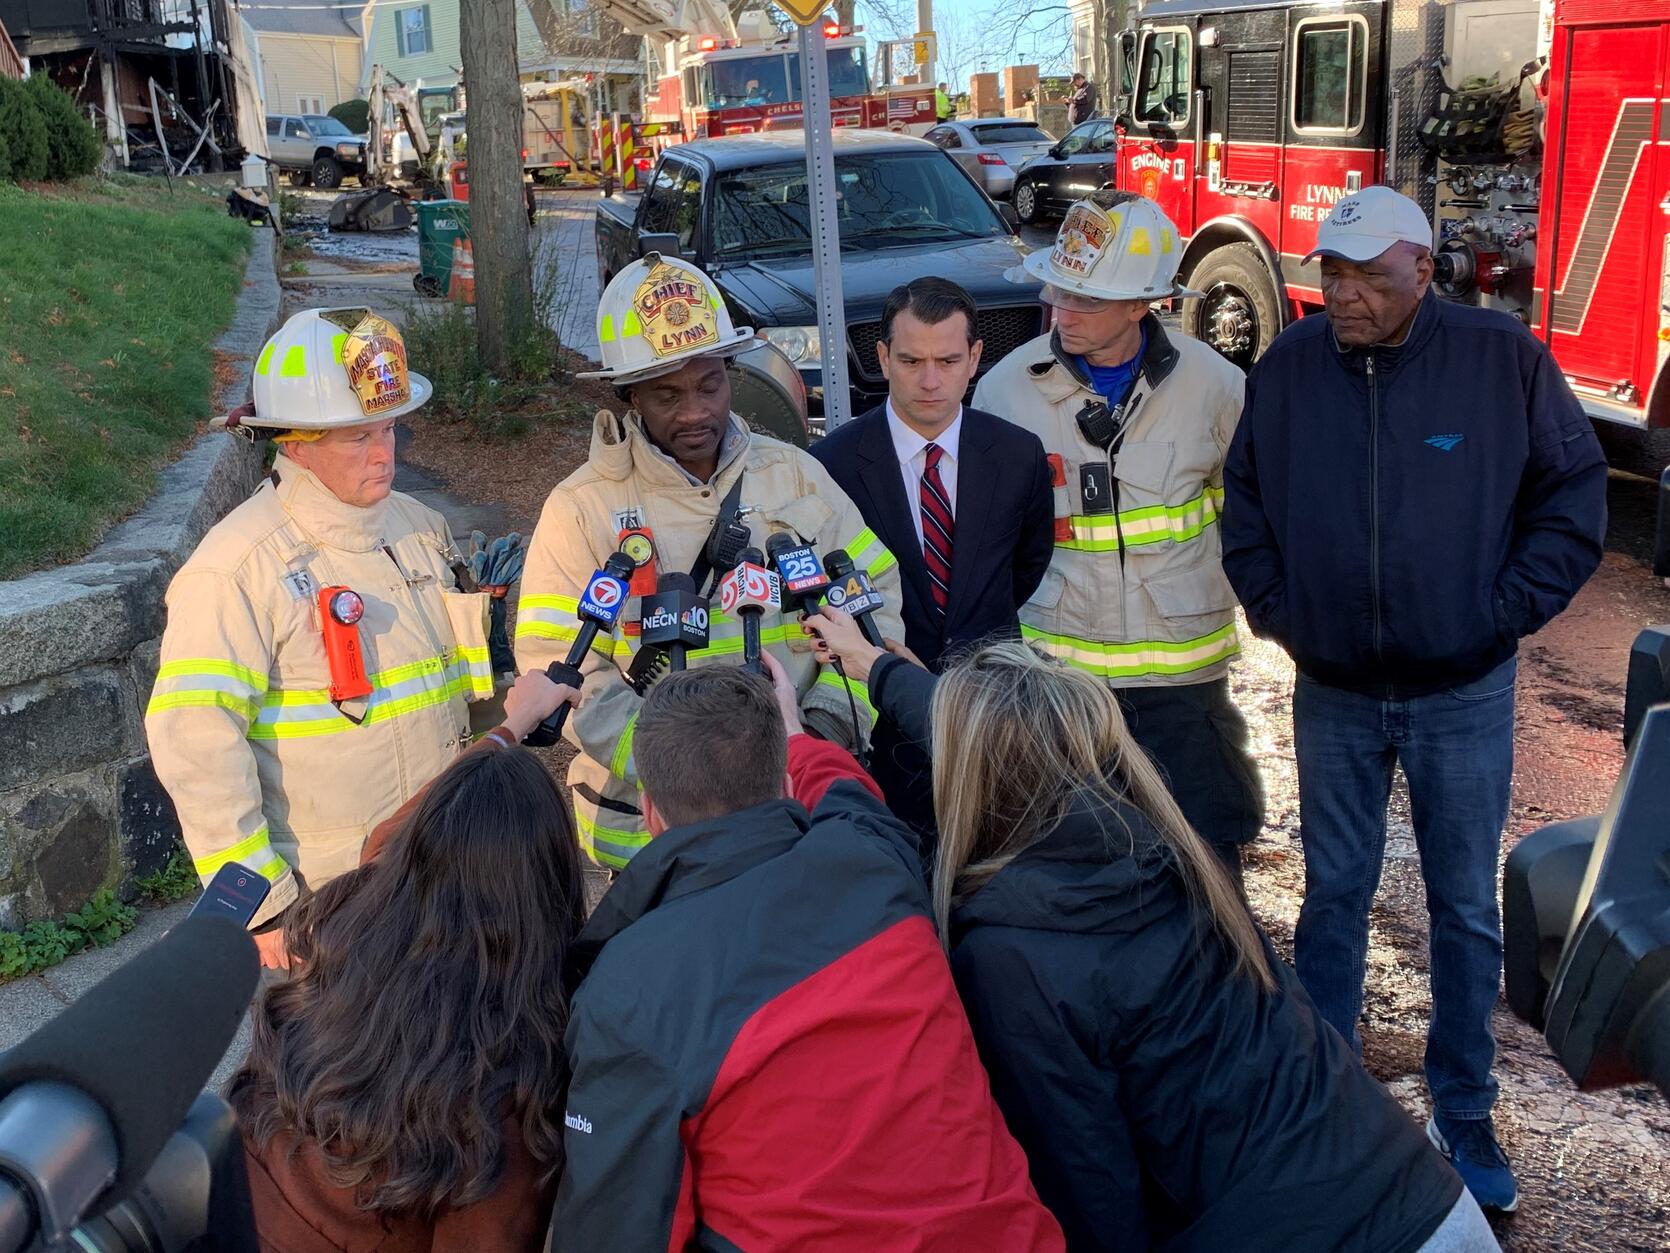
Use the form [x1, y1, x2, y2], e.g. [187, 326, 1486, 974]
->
[0, 915, 258, 1250]
[719, 548, 781, 675]
[523, 551, 637, 747]
[822, 550, 888, 649]
[765, 531, 832, 618]
[639, 572, 710, 672]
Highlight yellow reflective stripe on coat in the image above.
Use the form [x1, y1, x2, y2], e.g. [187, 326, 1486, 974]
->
[515, 593, 633, 660]
[845, 527, 898, 578]
[147, 657, 270, 723]
[610, 711, 638, 779]
[247, 650, 480, 740]
[572, 803, 649, 868]
[815, 667, 877, 720]
[1056, 488, 1223, 553]
[192, 825, 289, 883]
[155, 658, 269, 693]
[455, 642, 495, 698]
[1021, 622, 1239, 679]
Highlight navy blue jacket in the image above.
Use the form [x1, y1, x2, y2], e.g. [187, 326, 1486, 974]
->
[1223, 295, 1607, 695]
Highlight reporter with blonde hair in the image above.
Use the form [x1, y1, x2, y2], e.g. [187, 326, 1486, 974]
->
[805, 610, 1497, 1253]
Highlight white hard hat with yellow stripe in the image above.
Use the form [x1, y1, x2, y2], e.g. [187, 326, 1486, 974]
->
[215, 307, 432, 438]
[581, 252, 754, 386]
[1017, 192, 1201, 306]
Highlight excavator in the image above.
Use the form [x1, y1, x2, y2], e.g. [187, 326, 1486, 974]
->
[326, 65, 441, 232]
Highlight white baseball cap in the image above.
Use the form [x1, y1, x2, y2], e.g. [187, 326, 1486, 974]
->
[1303, 186, 1432, 264]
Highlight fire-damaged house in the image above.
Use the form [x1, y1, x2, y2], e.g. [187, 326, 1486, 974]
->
[0, 0, 266, 168]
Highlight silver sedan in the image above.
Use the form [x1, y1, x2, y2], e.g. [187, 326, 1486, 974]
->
[922, 118, 1058, 199]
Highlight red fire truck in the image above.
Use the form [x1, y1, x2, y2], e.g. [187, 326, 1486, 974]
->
[637, 7, 889, 138]
[1113, 0, 1670, 431]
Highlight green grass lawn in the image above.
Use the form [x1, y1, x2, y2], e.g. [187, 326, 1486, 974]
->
[0, 175, 251, 579]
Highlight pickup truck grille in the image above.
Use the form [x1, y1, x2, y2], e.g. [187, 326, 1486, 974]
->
[847, 305, 1044, 384]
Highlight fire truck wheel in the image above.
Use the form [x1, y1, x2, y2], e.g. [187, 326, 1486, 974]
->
[1182, 243, 1281, 371]
[1013, 181, 1042, 226]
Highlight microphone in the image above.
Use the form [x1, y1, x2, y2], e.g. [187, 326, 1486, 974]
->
[0, 915, 258, 1247]
[639, 572, 710, 672]
[523, 550, 636, 747]
[718, 546, 780, 675]
[764, 531, 831, 618]
[822, 549, 888, 649]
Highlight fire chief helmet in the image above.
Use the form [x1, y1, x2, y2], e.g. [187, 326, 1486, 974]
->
[216, 307, 433, 434]
[581, 252, 755, 386]
[1015, 191, 1203, 306]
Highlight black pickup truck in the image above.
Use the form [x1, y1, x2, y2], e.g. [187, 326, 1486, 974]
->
[594, 129, 1046, 423]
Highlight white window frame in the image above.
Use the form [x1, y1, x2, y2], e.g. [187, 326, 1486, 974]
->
[1134, 26, 1193, 130]
[395, 4, 433, 58]
[1290, 14, 1369, 137]
[298, 95, 325, 116]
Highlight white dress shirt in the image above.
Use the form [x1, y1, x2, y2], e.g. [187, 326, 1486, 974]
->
[886, 400, 962, 550]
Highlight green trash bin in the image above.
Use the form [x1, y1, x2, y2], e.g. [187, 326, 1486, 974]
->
[415, 200, 472, 302]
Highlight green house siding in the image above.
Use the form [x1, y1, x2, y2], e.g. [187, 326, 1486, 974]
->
[362, 0, 567, 89]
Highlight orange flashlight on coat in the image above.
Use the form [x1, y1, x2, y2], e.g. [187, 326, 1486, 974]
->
[317, 586, 372, 702]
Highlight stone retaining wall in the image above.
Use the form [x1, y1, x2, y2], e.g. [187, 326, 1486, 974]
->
[0, 233, 280, 928]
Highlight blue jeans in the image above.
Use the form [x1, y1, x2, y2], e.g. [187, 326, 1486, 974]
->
[1292, 657, 1516, 1120]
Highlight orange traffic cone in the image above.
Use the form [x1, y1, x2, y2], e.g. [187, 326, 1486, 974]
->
[449, 238, 476, 305]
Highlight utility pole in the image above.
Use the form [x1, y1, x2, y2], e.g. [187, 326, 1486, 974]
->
[916, 0, 933, 83]
[458, 0, 534, 373]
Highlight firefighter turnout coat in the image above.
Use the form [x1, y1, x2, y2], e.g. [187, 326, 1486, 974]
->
[973, 318, 1245, 687]
[145, 456, 494, 923]
[517, 409, 903, 869]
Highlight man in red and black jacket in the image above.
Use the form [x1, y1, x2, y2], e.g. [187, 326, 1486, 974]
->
[551, 659, 1064, 1252]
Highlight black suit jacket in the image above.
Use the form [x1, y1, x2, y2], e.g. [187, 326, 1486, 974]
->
[812, 404, 1054, 672]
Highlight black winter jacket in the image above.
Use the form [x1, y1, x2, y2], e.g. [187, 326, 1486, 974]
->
[1222, 295, 1607, 695]
[868, 655, 1465, 1253]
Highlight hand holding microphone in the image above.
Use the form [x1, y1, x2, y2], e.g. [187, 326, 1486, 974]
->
[503, 669, 584, 743]
[805, 606, 888, 682]
[524, 550, 636, 747]
[821, 549, 887, 649]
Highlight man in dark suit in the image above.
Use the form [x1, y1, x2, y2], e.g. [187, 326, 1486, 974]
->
[813, 277, 1054, 834]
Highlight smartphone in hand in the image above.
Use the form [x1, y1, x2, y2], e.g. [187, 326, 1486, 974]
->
[186, 862, 272, 929]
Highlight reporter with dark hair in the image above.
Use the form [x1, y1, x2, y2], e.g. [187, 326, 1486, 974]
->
[231, 672, 588, 1253]
[552, 656, 1064, 1251]
[805, 608, 1495, 1253]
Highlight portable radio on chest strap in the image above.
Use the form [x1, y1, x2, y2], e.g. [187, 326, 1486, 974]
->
[1075, 390, 1146, 567]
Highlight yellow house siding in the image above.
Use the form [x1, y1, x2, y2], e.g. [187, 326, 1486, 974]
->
[260, 33, 365, 114]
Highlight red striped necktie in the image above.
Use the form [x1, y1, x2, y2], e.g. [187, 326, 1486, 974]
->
[920, 442, 955, 616]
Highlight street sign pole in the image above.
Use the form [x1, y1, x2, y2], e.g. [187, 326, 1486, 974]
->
[797, 22, 852, 429]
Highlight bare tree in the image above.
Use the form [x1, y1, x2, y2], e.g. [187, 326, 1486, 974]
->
[460, 0, 534, 372]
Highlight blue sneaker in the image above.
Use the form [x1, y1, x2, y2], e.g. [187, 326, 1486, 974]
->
[1427, 1114, 1519, 1213]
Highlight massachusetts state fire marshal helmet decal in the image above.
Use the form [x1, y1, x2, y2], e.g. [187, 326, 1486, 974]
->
[1050, 203, 1115, 279]
[338, 312, 413, 416]
[634, 261, 720, 359]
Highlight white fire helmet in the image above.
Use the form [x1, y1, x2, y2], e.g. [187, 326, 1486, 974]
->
[1014, 194, 1202, 306]
[580, 252, 755, 386]
[215, 307, 433, 433]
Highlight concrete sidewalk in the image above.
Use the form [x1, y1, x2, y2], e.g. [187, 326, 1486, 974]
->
[0, 900, 253, 1092]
